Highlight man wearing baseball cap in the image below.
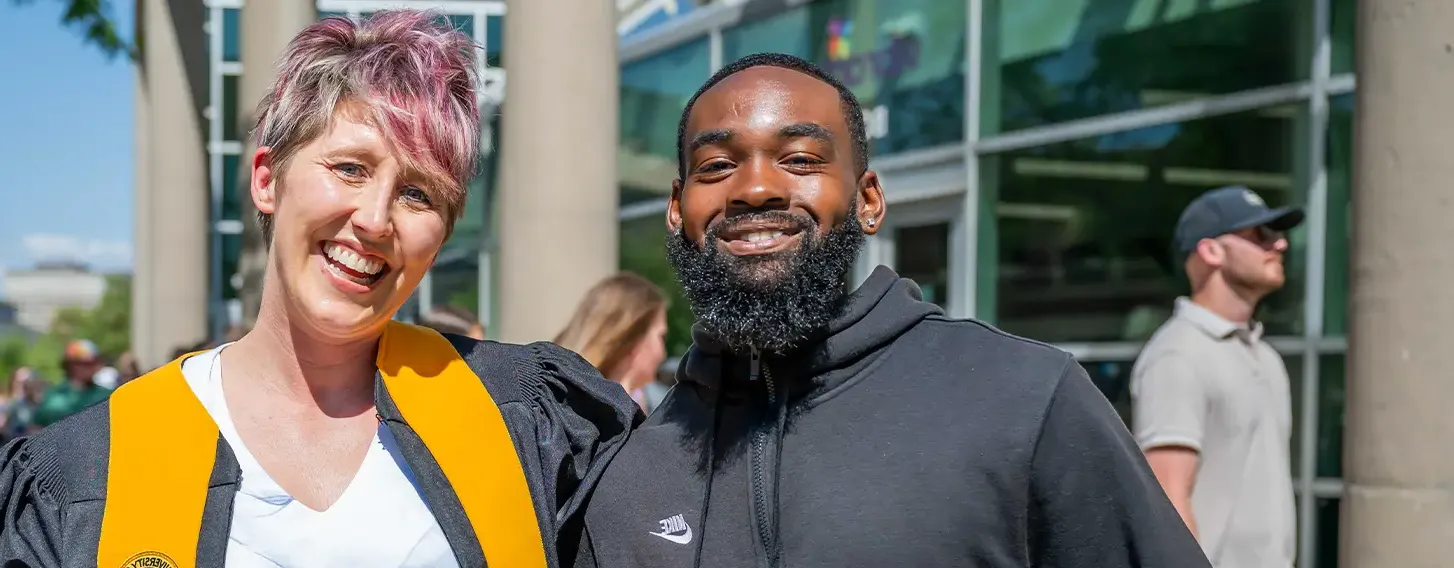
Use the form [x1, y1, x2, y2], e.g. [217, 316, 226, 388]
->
[1130, 185, 1304, 568]
[32, 339, 113, 427]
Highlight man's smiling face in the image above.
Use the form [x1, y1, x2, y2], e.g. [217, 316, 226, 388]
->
[666, 64, 886, 353]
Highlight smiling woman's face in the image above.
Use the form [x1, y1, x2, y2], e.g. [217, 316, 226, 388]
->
[252, 105, 449, 341]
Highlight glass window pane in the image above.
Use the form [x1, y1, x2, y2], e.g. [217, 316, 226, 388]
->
[619, 39, 711, 208]
[222, 8, 240, 63]
[486, 16, 504, 67]
[319, 11, 347, 20]
[620, 216, 694, 356]
[221, 233, 241, 301]
[983, 105, 1309, 342]
[429, 252, 481, 319]
[1317, 353, 1345, 478]
[721, 0, 967, 154]
[895, 223, 950, 309]
[1325, 94, 1352, 337]
[220, 153, 240, 222]
[1331, 0, 1354, 74]
[436, 14, 473, 33]
[1316, 497, 1341, 568]
[982, 0, 1308, 134]
[1080, 359, 1133, 424]
[222, 74, 240, 142]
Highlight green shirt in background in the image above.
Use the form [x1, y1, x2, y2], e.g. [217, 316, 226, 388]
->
[32, 382, 113, 427]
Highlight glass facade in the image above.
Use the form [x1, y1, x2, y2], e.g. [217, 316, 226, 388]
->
[619, 0, 1355, 564]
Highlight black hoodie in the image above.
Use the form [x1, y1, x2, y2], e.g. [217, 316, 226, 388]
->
[573, 266, 1209, 568]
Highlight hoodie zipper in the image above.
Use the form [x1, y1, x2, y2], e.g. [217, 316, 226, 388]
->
[749, 348, 781, 568]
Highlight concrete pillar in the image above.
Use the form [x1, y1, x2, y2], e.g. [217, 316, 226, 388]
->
[130, 23, 153, 367]
[135, 0, 209, 367]
[496, 0, 619, 343]
[1343, 1, 1454, 566]
[237, 0, 315, 329]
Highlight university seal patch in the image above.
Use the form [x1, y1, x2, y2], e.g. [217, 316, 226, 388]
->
[120, 551, 176, 568]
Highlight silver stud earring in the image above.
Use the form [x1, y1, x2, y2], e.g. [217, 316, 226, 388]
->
[866, 219, 876, 228]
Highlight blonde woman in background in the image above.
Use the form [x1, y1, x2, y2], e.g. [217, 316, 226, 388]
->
[556, 273, 669, 411]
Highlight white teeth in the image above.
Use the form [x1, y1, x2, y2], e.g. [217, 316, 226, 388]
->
[743, 231, 786, 243]
[325, 243, 384, 276]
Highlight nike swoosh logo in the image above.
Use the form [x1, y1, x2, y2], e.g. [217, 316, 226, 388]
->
[649, 526, 693, 545]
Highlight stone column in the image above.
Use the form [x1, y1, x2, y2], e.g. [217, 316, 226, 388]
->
[495, 0, 619, 343]
[1343, 1, 1454, 566]
[135, 0, 209, 367]
[130, 25, 153, 367]
[236, 0, 315, 328]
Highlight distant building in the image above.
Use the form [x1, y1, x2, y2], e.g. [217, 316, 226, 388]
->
[0, 263, 107, 334]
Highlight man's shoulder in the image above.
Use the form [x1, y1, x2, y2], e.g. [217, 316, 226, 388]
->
[911, 314, 1075, 376]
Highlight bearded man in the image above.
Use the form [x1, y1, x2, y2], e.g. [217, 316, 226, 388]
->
[570, 53, 1210, 568]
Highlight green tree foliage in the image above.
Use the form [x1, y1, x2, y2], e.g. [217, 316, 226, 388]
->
[0, 275, 131, 388]
[11, 0, 136, 61]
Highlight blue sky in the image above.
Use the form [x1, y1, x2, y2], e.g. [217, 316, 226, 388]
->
[0, 1, 136, 282]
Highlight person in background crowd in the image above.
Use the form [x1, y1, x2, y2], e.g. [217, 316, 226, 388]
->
[1131, 185, 1303, 568]
[573, 53, 1208, 568]
[30, 339, 111, 428]
[554, 272, 669, 412]
[420, 304, 485, 340]
[0, 369, 43, 442]
[0, 11, 637, 566]
[114, 351, 142, 387]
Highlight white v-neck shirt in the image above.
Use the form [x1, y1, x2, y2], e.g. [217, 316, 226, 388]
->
[181, 346, 461, 567]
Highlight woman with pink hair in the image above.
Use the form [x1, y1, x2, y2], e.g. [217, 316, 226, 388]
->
[0, 11, 638, 567]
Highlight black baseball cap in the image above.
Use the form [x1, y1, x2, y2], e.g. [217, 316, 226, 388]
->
[1174, 186, 1304, 258]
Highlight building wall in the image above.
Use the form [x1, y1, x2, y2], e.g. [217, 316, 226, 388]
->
[0, 266, 108, 334]
[617, 0, 1356, 565]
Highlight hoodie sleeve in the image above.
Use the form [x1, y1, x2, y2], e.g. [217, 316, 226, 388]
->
[518, 342, 644, 525]
[1026, 357, 1211, 568]
[0, 437, 65, 568]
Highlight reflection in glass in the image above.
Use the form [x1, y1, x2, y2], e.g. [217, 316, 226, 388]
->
[619, 40, 711, 207]
[619, 216, 694, 356]
[982, 0, 1304, 134]
[983, 105, 1309, 343]
[894, 223, 950, 310]
[222, 8, 240, 62]
[223, 74, 240, 142]
[721, 0, 966, 154]
[1325, 94, 1352, 337]
[221, 153, 240, 222]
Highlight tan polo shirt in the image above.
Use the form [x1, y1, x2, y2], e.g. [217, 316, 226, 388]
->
[1130, 297, 1295, 568]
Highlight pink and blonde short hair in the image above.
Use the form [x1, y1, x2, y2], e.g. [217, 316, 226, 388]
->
[252, 10, 481, 234]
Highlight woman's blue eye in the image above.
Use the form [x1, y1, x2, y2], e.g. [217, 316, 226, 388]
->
[402, 187, 431, 204]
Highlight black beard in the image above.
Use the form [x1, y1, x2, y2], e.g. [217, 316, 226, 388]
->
[666, 210, 866, 355]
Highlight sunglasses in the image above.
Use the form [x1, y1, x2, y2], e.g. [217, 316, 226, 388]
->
[1227, 225, 1287, 250]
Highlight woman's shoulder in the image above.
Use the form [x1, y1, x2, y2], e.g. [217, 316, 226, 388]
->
[0, 400, 112, 507]
[441, 334, 641, 432]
